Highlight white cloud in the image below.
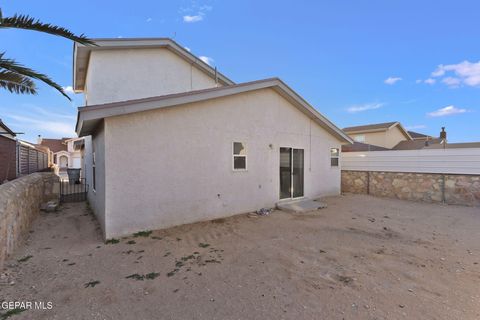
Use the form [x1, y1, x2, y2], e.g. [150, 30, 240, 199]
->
[62, 85, 74, 94]
[181, 3, 212, 23]
[427, 105, 467, 117]
[146, 17, 152, 22]
[424, 78, 436, 85]
[431, 60, 480, 88]
[8, 114, 75, 136]
[442, 77, 461, 88]
[183, 14, 204, 23]
[199, 56, 214, 65]
[384, 77, 402, 85]
[347, 103, 384, 113]
[406, 124, 427, 130]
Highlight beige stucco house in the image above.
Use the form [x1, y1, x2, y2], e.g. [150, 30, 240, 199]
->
[343, 121, 412, 149]
[74, 38, 352, 239]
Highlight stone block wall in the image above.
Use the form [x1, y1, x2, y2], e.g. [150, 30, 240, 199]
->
[342, 170, 480, 207]
[0, 172, 59, 268]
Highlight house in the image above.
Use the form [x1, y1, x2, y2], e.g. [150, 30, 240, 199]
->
[74, 38, 352, 238]
[343, 121, 412, 149]
[38, 137, 84, 176]
[0, 119, 17, 182]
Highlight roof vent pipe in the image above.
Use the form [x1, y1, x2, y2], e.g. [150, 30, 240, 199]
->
[440, 127, 447, 140]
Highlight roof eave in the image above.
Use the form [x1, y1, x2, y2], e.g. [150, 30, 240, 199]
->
[76, 78, 352, 144]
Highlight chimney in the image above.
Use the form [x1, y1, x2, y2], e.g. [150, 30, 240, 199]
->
[37, 135, 42, 144]
[440, 127, 447, 140]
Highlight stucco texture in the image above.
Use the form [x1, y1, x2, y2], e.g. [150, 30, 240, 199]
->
[85, 48, 221, 105]
[91, 88, 343, 238]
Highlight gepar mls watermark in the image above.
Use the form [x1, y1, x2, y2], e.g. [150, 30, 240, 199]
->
[1, 301, 53, 311]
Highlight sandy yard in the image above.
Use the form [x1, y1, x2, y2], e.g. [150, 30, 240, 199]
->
[1, 194, 479, 320]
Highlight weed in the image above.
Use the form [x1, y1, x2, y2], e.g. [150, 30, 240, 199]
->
[180, 255, 195, 262]
[133, 230, 152, 238]
[1, 308, 26, 319]
[151, 236, 162, 240]
[17, 255, 32, 263]
[198, 243, 210, 248]
[126, 273, 144, 281]
[105, 238, 119, 244]
[84, 280, 100, 288]
[126, 240, 136, 245]
[164, 252, 171, 257]
[145, 272, 160, 280]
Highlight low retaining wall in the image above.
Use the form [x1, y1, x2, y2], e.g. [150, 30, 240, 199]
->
[341, 170, 480, 207]
[0, 172, 59, 268]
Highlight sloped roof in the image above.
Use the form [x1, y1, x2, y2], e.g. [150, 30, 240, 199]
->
[392, 139, 443, 150]
[425, 142, 480, 149]
[40, 138, 70, 153]
[73, 38, 235, 92]
[342, 142, 390, 152]
[408, 131, 433, 139]
[343, 121, 412, 140]
[76, 78, 353, 144]
[0, 118, 16, 136]
[343, 122, 398, 133]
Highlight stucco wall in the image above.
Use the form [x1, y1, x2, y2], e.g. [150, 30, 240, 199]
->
[342, 170, 480, 206]
[85, 48, 221, 105]
[97, 88, 342, 238]
[349, 126, 408, 149]
[0, 172, 59, 268]
[84, 124, 107, 233]
[385, 126, 409, 149]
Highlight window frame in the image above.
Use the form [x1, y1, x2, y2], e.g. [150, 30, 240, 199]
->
[232, 142, 247, 171]
[330, 147, 340, 167]
[354, 135, 365, 143]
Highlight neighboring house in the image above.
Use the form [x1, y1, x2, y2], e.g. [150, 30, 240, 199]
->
[39, 137, 84, 171]
[408, 130, 435, 141]
[343, 121, 412, 149]
[74, 38, 353, 238]
[0, 119, 18, 182]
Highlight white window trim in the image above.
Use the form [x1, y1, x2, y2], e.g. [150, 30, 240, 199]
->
[330, 147, 340, 168]
[354, 135, 365, 143]
[232, 142, 247, 171]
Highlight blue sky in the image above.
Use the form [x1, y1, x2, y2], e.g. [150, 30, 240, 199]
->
[1, 0, 479, 143]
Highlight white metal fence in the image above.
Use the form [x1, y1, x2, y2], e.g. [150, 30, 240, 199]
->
[341, 148, 480, 175]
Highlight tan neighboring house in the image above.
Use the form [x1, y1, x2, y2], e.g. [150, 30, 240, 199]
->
[39, 137, 85, 179]
[343, 121, 413, 149]
[74, 38, 353, 239]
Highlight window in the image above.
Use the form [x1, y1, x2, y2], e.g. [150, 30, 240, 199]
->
[354, 135, 365, 143]
[92, 151, 96, 191]
[233, 142, 247, 170]
[330, 148, 339, 167]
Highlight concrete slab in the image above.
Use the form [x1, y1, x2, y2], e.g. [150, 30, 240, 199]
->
[276, 198, 327, 213]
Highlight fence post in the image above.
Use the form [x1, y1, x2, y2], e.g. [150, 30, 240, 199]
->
[441, 174, 446, 203]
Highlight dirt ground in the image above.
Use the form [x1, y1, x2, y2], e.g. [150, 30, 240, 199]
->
[1, 194, 479, 320]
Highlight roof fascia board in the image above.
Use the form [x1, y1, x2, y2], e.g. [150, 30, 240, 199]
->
[73, 38, 234, 91]
[77, 78, 352, 144]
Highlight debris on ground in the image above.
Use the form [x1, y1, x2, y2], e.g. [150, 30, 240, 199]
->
[256, 208, 272, 216]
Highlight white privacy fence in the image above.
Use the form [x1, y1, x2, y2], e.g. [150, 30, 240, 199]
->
[341, 148, 480, 175]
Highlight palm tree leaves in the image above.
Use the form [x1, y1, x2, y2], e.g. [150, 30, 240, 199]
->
[0, 70, 37, 94]
[0, 8, 96, 46]
[0, 52, 71, 100]
[0, 7, 95, 99]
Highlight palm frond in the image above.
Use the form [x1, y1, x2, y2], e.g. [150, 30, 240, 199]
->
[0, 12, 96, 46]
[0, 69, 37, 94]
[0, 53, 71, 100]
